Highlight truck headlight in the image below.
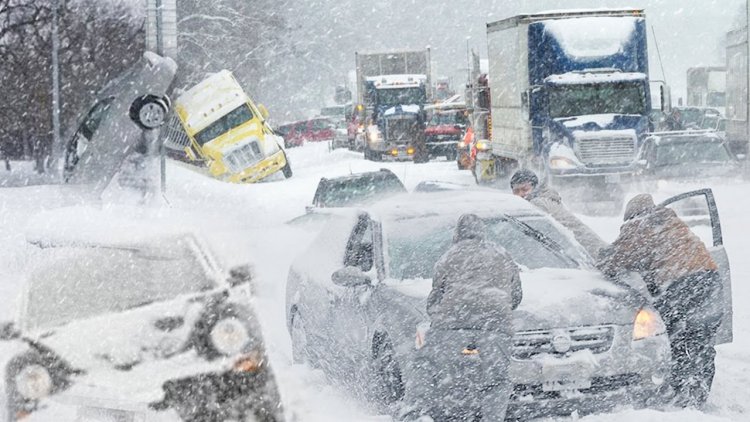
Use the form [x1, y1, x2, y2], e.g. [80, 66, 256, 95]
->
[549, 156, 578, 170]
[367, 125, 382, 142]
[632, 308, 666, 341]
[210, 318, 251, 355]
[15, 364, 53, 400]
[475, 140, 490, 151]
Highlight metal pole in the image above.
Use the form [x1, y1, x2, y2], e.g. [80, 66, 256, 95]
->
[51, 0, 62, 176]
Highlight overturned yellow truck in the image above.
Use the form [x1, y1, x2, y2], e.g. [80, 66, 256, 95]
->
[164, 70, 292, 183]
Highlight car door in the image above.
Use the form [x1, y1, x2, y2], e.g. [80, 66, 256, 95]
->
[327, 214, 380, 366]
[659, 188, 733, 344]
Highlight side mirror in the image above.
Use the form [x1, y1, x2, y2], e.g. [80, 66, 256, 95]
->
[737, 154, 746, 161]
[521, 91, 531, 122]
[660, 85, 672, 114]
[0, 321, 19, 340]
[258, 104, 270, 120]
[228, 264, 254, 287]
[331, 267, 371, 287]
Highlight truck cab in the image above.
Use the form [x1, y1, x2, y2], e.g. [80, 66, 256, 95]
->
[364, 74, 428, 161]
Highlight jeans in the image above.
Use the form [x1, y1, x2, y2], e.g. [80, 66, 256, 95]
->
[402, 329, 512, 421]
[654, 270, 723, 407]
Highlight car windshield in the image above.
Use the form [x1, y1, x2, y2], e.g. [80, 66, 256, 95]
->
[387, 215, 584, 280]
[313, 174, 406, 207]
[428, 112, 467, 126]
[548, 81, 646, 118]
[23, 237, 218, 331]
[377, 87, 426, 107]
[655, 140, 731, 166]
[194, 104, 254, 145]
[79, 97, 115, 140]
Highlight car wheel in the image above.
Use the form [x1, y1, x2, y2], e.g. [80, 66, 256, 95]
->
[291, 311, 310, 365]
[371, 334, 405, 405]
[129, 95, 169, 129]
[446, 149, 457, 161]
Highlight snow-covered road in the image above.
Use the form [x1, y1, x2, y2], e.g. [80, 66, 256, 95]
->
[1, 142, 748, 421]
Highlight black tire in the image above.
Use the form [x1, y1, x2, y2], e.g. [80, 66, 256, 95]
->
[371, 334, 404, 406]
[129, 95, 169, 129]
[281, 155, 293, 179]
[445, 149, 457, 161]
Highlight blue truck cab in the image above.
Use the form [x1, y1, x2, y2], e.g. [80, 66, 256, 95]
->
[483, 9, 655, 206]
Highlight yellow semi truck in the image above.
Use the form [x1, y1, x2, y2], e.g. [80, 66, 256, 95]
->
[164, 70, 291, 183]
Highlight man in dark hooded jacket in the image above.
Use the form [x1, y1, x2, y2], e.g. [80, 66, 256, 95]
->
[598, 194, 723, 407]
[510, 169, 608, 258]
[402, 214, 522, 421]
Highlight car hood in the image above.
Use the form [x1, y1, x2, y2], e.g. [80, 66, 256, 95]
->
[389, 268, 643, 331]
[25, 293, 209, 373]
[513, 268, 643, 331]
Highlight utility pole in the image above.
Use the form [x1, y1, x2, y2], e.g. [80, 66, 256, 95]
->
[50, 0, 61, 176]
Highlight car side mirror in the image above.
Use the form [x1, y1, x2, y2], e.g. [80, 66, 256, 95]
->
[331, 267, 372, 287]
[737, 154, 746, 161]
[227, 264, 254, 287]
[0, 321, 19, 340]
[258, 104, 270, 120]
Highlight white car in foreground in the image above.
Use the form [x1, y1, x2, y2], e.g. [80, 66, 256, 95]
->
[0, 221, 283, 422]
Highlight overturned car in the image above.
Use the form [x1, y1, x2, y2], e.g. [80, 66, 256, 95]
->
[1, 226, 283, 422]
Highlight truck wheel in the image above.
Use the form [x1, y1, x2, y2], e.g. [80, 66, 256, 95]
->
[281, 155, 293, 178]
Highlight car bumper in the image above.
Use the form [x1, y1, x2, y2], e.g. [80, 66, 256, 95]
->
[227, 150, 287, 183]
[411, 327, 670, 418]
[31, 352, 280, 422]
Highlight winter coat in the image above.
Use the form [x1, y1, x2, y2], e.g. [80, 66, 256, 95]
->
[597, 195, 717, 295]
[427, 214, 522, 333]
[526, 185, 608, 259]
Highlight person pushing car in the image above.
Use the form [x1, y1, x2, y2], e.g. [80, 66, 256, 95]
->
[401, 213, 522, 421]
[597, 194, 723, 407]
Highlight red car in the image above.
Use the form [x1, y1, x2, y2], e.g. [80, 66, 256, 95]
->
[278, 118, 336, 148]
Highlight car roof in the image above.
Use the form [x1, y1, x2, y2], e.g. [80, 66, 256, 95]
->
[367, 189, 541, 222]
[319, 168, 400, 184]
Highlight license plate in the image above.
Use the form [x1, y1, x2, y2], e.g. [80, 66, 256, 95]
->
[605, 174, 621, 183]
[541, 360, 593, 392]
[542, 378, 592, 392]
[75, 407, 136, 422]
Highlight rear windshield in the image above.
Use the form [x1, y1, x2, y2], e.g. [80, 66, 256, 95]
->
[313, 174, 406, 207]
[655, 140, 731, 166]
[195, 104, 254, 145]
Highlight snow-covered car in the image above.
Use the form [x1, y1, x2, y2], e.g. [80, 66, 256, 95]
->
[285, 190, 675, 419]
[64, 52, 176, 193]
[309, 169, 406, 210]
[0, 232, 284, 422]
[636, 131, 742, 183]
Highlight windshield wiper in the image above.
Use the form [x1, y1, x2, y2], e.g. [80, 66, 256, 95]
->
[499, 215, 581, 267]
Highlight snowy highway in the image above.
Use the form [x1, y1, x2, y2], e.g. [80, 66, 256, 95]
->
[1, 143, 749, 421]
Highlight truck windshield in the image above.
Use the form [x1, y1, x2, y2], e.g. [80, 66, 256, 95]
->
[377, 87, 426, 107]
[548, 82, 646, 118]
[194, 104, 254, 146]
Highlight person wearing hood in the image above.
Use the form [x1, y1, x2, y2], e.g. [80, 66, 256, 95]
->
[598, 194, 723, 407]
[401, 214, 522, 421]
[509, 169, 608, 258]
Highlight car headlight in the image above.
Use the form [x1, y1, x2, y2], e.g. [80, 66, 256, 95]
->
[549, 156, 578, 170]
[367, 125, 382, 142]
[15, 364, 53, 400]
[210, 318, 251, 355]
[475, 140, 490, 151]
[632, 308, 666, 341]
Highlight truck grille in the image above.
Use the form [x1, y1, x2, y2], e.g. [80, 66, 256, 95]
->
[224, 140, 263, 173]
[385, 117, 417, 143]
[575, 137, 636, 166]
[512, 325, 614, 360]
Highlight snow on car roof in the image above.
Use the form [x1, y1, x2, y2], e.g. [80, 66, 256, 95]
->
[25, 205, 208, 250]
[369, 189, 540, 221]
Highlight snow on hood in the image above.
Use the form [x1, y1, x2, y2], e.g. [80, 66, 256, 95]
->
[543, 17, 640, 58]
[514, 268, 641, 331]
[386, 268, 642, 331]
